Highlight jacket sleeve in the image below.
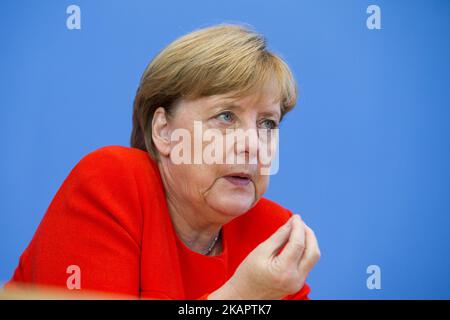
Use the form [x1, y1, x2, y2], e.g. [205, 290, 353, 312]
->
[283, 210, 312, 300]
[5, 147, 143, 297]
[283, 283, 311, 300]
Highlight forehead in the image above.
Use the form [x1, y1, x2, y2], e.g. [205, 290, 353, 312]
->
[174, 78, 284, 120]
[196, 87, 281, 115]
[217, 80, 281, 108]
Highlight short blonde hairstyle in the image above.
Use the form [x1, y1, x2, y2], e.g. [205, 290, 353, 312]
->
[130, 23, 298, 159]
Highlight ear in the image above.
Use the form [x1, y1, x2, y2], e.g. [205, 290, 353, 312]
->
[151, 107, 172, 157]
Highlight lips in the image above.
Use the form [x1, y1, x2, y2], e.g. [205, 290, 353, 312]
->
[223, 173, 252, 186]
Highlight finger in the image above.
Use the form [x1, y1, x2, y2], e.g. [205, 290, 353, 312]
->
[298, 223, 321, 274]
[277, 214, 306, 266]
[258, 215, 294, 255]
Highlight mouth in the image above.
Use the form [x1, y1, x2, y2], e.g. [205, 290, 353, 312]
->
[223, 172, 252, 187]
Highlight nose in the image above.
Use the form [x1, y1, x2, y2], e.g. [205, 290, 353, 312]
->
[228, 118, 278, 173]
[231, 120, 259, 165]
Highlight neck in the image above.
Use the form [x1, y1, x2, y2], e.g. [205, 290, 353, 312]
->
[168, 198, 222, 255]
[158, 162, 222, 255]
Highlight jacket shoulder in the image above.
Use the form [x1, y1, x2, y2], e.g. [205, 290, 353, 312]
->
[78, 145, 150, 169]
[227, 198, 295, 250]
[67, 145, 157, 182]
[249, 197, 294, 225]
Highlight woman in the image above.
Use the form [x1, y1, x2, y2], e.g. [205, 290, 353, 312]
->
[5, 24, 320, 299]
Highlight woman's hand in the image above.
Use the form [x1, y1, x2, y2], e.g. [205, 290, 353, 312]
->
[209, 215, 320, 300]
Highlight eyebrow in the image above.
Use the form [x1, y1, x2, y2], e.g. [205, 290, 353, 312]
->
[212, 102, 281, 120]
[212, 102, 242, 112]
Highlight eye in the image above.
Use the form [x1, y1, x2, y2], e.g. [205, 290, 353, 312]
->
[216, 111, 235, 123]
[259, 119, 278, 130]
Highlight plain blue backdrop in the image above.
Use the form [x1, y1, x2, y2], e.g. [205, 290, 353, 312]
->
[1, 0, 449, 299]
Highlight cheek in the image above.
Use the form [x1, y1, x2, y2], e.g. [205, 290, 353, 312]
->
[178, 164, 219, 197]
[254, 175, 269, 198]
[166, 163, 206, 198]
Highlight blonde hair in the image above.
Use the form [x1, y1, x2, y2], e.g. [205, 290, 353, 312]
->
[130, 23, 298, 159]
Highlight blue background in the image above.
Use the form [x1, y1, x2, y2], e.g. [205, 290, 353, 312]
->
[1, 0, 449, 299]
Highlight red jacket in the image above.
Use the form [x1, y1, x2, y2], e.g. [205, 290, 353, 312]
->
[6, 146, 310, 299]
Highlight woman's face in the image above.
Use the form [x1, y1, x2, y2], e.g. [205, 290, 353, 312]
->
[155, 87, 281, 222]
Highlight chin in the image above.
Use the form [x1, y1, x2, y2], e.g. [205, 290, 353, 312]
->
[207, 193, 256, 218]
[204, 177, 261, 219]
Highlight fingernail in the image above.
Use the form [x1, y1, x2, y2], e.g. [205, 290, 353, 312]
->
[288, 215, 297, 225]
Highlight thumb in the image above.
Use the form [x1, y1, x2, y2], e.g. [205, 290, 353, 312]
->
[258, 216, 294, 256]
